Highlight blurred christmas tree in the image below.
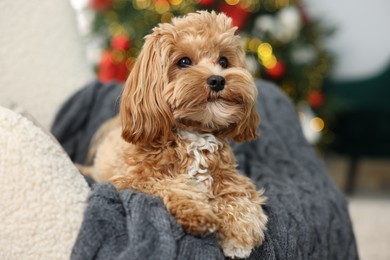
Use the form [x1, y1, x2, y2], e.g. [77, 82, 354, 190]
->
[74, 0, 333, 144]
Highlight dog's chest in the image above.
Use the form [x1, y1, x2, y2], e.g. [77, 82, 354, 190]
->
[177, 130, 223, 185]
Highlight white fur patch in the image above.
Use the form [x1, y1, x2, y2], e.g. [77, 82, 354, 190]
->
[178, 130, 222, 186]
[221, 239, 253, 258]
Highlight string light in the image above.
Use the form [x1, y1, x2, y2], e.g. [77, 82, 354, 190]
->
[169, 0, 183, 5]
[257, 42, 272, 57]
[155, 1, 171, 13]
[240, 0, 260, 12]
[257, 42, 277, 69]
[247, 38, 262, 52]
[132, 0, 152, 10]
[109, 23, 124, 36]
[310, 117, 325, 132]
[225, 0, 240, 5]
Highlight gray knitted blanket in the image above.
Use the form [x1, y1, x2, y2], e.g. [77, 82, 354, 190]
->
[52, 80, 358, 260]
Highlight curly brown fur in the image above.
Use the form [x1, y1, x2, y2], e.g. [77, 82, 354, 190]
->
[85, 11, 267, 258]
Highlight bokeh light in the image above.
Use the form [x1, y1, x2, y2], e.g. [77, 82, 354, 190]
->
[310, 117, 325, 132]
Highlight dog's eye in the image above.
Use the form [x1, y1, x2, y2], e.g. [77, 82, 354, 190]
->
[178, 57, 192, 68]
[218, 57, 229, 69]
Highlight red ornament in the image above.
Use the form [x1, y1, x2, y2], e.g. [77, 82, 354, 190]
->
[98, 51, 116, 83]
[265, 61, 285, 80]
[90, 0, 112, 11]
[111, 35, 131, 51]
[219, 3, 250, 31]
[115, 60, 130, 83]
[198, 0, 215, 6]
[308, 90, 325, 108]
[98, 50, 130, 83]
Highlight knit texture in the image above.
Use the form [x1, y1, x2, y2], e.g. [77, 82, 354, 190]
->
[72, 183, 224, 260]
[53, 80, 359, 260]
[51, 80, 122, 165]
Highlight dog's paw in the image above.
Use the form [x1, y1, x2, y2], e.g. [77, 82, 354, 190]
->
[220, 239, 253, 259]
[217, 200, 267, 258]
[176, 206, 219, 237]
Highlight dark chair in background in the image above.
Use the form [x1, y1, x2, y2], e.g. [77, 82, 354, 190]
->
[325, 64, 390, 194]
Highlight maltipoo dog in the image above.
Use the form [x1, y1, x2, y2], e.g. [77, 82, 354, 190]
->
[83, 11, 267, 258]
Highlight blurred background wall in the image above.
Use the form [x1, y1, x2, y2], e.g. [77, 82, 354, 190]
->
[303, 0, 390, 175]
[305, 0, 390, 80]
[0, 0, 93, 130]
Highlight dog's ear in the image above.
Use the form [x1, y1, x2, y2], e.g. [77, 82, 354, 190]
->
[230, 96, 260, 143]
[233, 105, 260, 143]
[120, 33, 173, 145]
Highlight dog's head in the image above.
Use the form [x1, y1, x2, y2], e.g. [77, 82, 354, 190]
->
[121, 11, 259, 145]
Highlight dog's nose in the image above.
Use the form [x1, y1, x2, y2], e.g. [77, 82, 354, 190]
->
[207, 75, 225, 92]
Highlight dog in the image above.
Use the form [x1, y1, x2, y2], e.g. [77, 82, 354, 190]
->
[82, 11, 267, 258]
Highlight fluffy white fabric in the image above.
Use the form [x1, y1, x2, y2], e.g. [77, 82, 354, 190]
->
[0, 106, 90, 260]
